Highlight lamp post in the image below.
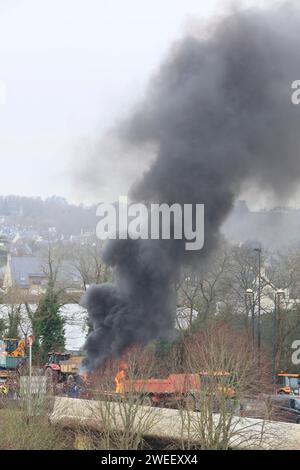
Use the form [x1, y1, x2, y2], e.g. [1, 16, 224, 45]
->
[246, 288, 255, 348]
[26, 335, 34, 417]
[254, 248, 262, 354]
[273, 289, 285, 385]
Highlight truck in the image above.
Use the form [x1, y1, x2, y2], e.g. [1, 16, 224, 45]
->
[115, 365, 236, 409]
[0, 338, 27, 396]
[0, 338, 26, 374]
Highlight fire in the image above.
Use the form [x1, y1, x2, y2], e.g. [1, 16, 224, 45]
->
[81, 371, 89, 383]
[79, 367, 92, 388]
[115, 361, 128, 393]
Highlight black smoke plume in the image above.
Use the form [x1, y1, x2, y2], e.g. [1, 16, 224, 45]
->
[81, 4, 300, 370]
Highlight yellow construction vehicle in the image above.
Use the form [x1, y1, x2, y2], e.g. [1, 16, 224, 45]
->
[277, 373, 300, 395]
[0, 338, 26, 395]
[10, 338, 25, 358]
[0, 382, 9, 395]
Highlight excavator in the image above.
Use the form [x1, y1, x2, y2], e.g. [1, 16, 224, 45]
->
[0, 338, 26, 395]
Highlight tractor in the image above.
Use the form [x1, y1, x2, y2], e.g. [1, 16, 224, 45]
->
[44, 352, 72, 382]
[44, 351, 84, 394]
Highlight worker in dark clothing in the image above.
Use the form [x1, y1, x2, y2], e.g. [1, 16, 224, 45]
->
[67, 375, 79, 399]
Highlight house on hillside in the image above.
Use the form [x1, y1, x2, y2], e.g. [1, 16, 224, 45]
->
[3, 255, 48, 294]
[2, 255, 84, 295]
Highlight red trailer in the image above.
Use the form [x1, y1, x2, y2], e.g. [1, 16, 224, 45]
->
[121, 373, 201, 408]
[115, 369, 235, 409]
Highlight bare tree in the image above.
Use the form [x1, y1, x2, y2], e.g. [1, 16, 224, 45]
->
[66, 239, 111, 292]
[80, 346, 159, 450]
[178, 322, 272, 450]
[177, 243, 231, 329]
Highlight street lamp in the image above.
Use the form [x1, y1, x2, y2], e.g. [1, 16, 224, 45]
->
[273, 289, 285, 386]
[254, 248, 262, 353]
[245, 288, 255, 347]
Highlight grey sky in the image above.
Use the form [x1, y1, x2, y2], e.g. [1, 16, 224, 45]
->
[0, 0, 283, 208]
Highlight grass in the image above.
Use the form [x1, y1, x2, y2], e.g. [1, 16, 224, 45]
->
[0, 405, 72, 450]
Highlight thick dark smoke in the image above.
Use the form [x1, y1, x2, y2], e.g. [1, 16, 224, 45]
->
[81, 4, 300, 370]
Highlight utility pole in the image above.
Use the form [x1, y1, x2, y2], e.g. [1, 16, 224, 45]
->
[246, 288, 255, 348]
[254, 248, 262, 354]
[272, 289, 284, 388]
[27, 335, 34, 418]
[272, 294, 278, 387]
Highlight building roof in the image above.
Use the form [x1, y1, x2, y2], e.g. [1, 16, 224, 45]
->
[10, 256, 45, 288]
[8, 256, 83, 289]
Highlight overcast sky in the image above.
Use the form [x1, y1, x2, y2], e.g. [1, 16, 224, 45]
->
[0, 0, 280, 207]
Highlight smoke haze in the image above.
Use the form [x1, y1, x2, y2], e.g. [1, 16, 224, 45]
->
[81, 3, 300, 369]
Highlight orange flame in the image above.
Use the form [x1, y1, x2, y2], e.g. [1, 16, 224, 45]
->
[115, 361, 128, 393]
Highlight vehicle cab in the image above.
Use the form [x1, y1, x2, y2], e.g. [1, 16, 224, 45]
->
[277, 373, 300, 395]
